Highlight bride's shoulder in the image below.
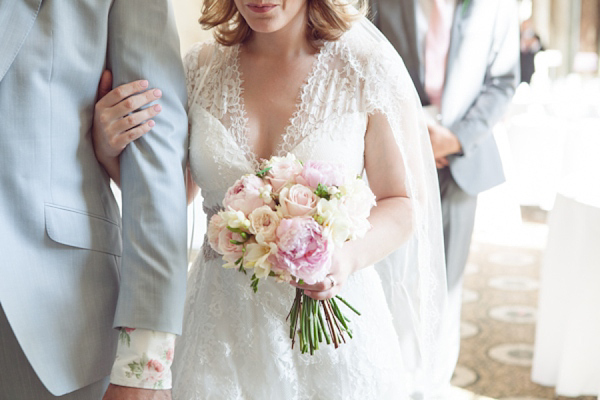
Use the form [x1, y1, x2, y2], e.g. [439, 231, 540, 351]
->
[182, 40, 227, 74]
[339, 18, 409, 85]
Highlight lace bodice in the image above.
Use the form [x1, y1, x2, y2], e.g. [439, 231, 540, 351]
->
[184, 24, 409, 210]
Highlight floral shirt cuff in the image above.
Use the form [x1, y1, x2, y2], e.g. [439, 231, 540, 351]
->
[110, 328, 176, 390]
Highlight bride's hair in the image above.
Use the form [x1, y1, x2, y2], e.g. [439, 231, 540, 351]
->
[200, 0, 367, 46]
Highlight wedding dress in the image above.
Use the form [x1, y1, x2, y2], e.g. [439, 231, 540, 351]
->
[173, 18, 447, 400]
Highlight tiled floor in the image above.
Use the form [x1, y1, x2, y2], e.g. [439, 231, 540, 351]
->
[447, 195, 598, 399]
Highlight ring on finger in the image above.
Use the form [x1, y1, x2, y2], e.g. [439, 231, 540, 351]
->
[327, 276, 336, 289]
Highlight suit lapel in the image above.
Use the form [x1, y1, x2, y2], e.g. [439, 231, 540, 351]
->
[0, 0, 43, 82]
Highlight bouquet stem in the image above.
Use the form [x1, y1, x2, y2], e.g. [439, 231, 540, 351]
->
[286, 288, 360, 354]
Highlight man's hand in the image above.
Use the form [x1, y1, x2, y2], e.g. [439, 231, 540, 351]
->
[103, 384, 172, 400]
[427, 123, 462, 168]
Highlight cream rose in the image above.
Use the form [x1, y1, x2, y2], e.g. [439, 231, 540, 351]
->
[248, 205, 280, 244]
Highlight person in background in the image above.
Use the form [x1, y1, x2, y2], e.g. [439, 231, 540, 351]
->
[520, 18, 544, 84]
[371, 0, 520, 396]
[0, 1, 188, 399]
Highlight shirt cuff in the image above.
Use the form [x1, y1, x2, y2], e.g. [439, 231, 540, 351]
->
[110, 328, 176, 390]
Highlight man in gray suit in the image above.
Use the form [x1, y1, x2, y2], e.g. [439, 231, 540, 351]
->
[0, 1, 188, 399]
[372, 0, 520, 395]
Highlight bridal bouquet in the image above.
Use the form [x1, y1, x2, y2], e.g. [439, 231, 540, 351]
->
[207, 153, 376, 354]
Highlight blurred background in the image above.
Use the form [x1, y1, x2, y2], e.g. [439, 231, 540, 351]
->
[170, 1, 600, 399]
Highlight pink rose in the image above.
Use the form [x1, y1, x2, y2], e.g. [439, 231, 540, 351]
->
[166, 348, 174, 362]
[224, 175, 274, 216]
[275, 217, 332, 285]
[279, 184, 319, 217]
[296, 160, 345, 189]
[124, 328, 136, 334]
[146, 359, 164, 373]
[265, 155, 303, 193]
[217, 228, 244, 262]
[207, 214, 226, 253]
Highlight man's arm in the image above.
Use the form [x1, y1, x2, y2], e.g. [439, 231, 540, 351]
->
[449, 0, 520, 157]
[104, 0, 188, 397]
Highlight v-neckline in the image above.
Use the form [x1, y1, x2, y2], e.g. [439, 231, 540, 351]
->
[230, 41, 330, 169]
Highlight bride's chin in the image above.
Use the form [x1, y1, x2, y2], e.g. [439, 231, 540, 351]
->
[245, 20, 283, 34]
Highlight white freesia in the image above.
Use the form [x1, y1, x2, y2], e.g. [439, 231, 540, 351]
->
[316, 198, 352, 247]
[219, 207, 251, 230]
[245, 241, 278, 279]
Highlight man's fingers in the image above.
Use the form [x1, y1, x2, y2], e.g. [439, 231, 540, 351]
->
[435, 157, 449, 169]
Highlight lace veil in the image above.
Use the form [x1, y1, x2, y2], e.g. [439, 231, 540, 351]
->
[350, 19, 450, 397]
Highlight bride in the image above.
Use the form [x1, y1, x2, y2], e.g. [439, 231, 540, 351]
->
[93, 0, 447, 398]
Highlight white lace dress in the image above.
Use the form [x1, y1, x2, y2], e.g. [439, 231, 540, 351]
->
[173, 18, 448, 400]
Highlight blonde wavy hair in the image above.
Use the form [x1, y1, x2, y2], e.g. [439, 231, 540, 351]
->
[200, 0, 367, 46]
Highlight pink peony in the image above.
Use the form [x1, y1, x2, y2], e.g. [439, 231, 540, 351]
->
[265, 155, 303, 193]
[207, 214, 226, 253]
[223, 175, 274, 216]
[275, 217, 332, 285]
[296, 160, 345, 189]
[279, 184, 319, 217]
[146, 359, 164, 373]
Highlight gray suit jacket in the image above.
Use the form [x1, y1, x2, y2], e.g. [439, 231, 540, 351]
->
[0, 0, 188, 395]
[374, 0, 520, 195]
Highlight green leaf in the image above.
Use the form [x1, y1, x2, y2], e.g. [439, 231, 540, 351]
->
[256, 166, 272, 178]
[314, 183, 331, 200]
[119, 329, 131, 347]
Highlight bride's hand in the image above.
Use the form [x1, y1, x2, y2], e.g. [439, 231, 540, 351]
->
[291, 250, 357, 301]
[92, 70, 163, 184]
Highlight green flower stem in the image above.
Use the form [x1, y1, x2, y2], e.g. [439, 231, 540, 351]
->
[327, 299, 346, 344]
[335, 295, 361, 316]
[286, 289, 360, 354]
[330, 298, 349, 331]
[322, 299, 339, 348]
[317, 306, 331, 345]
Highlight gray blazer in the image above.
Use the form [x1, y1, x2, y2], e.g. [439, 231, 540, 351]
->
[0, 0, 188, 395]
[374, 0, 520, 195]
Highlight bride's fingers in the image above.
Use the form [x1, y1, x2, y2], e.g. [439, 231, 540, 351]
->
[112, 103, 162, 134]
[304, 287, 338, 301]
[291, 275, 338, 293]
[112, 120, 156, 150]
[96, 79, 149, 109]
[111, 88, 162, 120]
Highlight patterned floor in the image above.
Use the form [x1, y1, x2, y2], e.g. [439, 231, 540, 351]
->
[449, 207, 598, 400]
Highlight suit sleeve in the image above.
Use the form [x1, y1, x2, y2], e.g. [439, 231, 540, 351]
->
[107, 0, 189, 334]
[450, 0, 520, 157]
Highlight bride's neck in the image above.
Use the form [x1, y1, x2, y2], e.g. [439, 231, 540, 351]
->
[243, 11, 316, 59]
